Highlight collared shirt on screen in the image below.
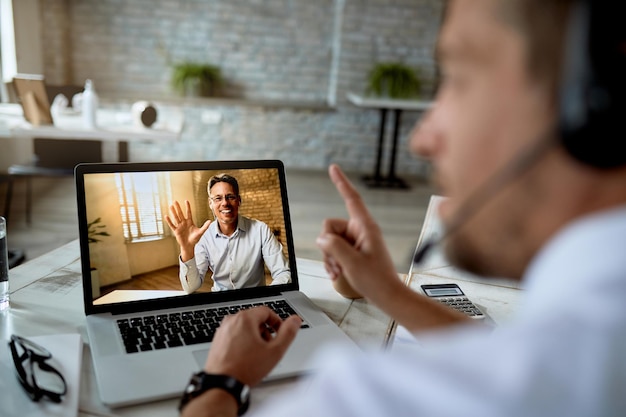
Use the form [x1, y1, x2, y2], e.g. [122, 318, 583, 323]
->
[179, 215, 291, 293]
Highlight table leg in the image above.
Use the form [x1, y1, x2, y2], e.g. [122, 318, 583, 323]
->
[386, 109, 409, 189]
[362, 109, 387, 187]
[2, 175, 26, 267]
[103, 141, 129, 162]
[118, 141, 129, 162]
[1, 175, 12, 224]
[362, 109, 388, 186]
[362, 108, 409, 189]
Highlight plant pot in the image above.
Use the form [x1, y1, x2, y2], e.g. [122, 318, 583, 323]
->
[184, 79, 201, 97]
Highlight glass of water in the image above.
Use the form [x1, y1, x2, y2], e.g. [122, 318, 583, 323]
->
[0, 216, 9, 311]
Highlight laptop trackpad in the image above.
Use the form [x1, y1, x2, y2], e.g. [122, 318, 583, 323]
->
[193, 348, 210, 367]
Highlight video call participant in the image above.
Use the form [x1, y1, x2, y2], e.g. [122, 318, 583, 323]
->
[166, 174, 291, 293]
[180, 1, 626, 416]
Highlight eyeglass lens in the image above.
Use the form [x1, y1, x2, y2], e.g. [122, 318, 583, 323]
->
[211, 194, 237, 203]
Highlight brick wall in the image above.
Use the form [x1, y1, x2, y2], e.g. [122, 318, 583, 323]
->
[40, 0, 443, 177]
[190, 168, 288, 256]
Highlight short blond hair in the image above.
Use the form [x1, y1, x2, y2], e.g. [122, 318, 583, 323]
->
[496, 0, 572, 95]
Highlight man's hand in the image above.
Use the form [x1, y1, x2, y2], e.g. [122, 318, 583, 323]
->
[317, 165, 471, 332]
[316, 164, 403, 303]
[181, 308, 300, 417]
[165, 200, 211, 262]
[204, 306, 301, 386]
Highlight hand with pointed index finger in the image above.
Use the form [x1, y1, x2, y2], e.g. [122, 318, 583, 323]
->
[316, 165, 401, 303]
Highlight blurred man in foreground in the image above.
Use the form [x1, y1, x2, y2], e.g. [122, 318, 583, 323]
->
[181, 1, 626, 416]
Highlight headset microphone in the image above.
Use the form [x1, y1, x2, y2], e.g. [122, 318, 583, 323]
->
[412, 130, 558, 266]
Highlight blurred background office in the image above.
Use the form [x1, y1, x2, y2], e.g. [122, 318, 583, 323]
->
[0, 0, 442, 268]
[1, 0, 442, 173]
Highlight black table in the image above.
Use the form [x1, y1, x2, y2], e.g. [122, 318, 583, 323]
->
[347, 93, 432, 189]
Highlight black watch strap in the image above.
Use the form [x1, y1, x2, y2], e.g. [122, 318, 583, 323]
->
[179, 372, 250, 415]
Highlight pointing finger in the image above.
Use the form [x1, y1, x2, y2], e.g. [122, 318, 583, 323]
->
[328, 164, 372, 222]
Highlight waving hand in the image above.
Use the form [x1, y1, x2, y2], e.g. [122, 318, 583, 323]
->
[166, 200, 211, 262]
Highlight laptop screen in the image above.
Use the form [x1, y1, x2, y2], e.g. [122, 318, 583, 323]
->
[75, 160, 298, 315]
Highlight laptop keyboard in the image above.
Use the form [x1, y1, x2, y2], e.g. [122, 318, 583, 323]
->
[116, 300, 310, 354]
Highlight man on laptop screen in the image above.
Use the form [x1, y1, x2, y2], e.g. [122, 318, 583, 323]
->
[77, 160, 357, 407]
[84, 167, 291, 303]
[167, 173, 291, 293]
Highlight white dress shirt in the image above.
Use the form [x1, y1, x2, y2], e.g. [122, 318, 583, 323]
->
[253, 205, 626, 416]
[179, 215, 291, 292]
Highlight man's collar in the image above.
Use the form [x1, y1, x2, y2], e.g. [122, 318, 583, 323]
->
[214, 215, 248, 237]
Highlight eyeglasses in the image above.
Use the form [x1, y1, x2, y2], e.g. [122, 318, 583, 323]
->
[9, 334, 67, 403]
[209, 194, 238, 203]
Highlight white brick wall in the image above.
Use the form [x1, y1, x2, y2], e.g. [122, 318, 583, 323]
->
[40, 0, 442, 177]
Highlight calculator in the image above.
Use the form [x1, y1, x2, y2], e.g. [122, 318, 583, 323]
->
[421, 283, 485, 319]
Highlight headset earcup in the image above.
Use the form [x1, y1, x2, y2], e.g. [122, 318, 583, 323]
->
[559, 1, 626, 169]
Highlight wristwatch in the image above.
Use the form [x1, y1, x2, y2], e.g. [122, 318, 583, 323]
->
[179, 371, 250, 415]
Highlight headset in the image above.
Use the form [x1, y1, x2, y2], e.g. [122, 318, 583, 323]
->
[414, 1, 626, 264]
[559, 1, 626, 168]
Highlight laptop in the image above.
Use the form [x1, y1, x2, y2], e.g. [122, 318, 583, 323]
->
[75, 160, 357, 407]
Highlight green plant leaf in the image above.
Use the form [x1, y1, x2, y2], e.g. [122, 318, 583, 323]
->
[171, 62, 223, 96]
[88, 218, 109, 244]
[366, 62, 422, 99]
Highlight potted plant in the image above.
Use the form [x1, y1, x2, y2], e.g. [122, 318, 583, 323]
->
[171, 62, 223, 97]
[366, 62, 422, 99]
[88, 217, 110, 243]
[87, 217, 110, 298]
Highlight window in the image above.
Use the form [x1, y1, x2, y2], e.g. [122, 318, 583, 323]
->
[116, 172, 172, 242]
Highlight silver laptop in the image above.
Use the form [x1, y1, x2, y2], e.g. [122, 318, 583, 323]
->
[75, 160, 356, 408]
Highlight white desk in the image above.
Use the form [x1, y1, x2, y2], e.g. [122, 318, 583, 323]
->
[0, 240, 392, 417]
[0, 196, 523, 416]
[387, 195, 523, 347]
[0, 103, 184, 170]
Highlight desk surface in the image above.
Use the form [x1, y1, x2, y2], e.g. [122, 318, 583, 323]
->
[0, 103, 184, 142]
[1, 196, 523, 416]
[0, 102, 184, 170]
[347, 92, 433, 111]
[387, 195, 523, 347]
[1, 240, 392, 417]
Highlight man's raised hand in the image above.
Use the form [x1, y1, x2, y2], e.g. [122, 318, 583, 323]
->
[165, 200, 211, 262]
[316, 164, 400, 302]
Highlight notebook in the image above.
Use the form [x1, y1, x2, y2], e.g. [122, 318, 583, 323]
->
[75, 160, 357, 408]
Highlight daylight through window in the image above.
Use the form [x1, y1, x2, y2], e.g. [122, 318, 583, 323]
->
[116, 172, 172, 242]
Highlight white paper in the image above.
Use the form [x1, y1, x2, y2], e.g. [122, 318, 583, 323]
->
[0, 333, 82, 417]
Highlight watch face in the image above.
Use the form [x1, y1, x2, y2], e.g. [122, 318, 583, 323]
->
[240, 384, 251, 402]
[185, 382, 196, 394]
